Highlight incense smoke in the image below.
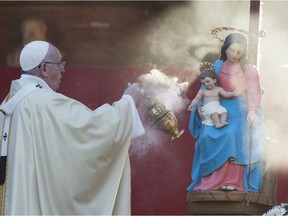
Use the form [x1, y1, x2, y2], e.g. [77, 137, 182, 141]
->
[138, 68, 189, 113]
[129, 69, 189, 158]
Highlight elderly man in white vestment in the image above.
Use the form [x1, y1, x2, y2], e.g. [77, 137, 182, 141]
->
[0, 40, 145, 215]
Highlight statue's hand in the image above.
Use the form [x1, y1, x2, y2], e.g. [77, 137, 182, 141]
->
[188, 104, 194, 111]
[247, 111, 258, 125]
[197, 105, 205, 119]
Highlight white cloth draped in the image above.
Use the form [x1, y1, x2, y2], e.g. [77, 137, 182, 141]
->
[0, 76, 144, 215]
[201, 101, 227, 125]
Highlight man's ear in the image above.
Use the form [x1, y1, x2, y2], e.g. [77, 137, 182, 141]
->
[39, 63, 48, 78]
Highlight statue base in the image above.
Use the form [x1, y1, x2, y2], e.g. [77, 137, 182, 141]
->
[186, 191, 272, 215]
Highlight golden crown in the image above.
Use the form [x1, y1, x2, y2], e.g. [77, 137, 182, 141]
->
[211, 26, 259, 43]
[197, 62, 215, 75]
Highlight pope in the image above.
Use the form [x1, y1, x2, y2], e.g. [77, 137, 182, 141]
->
[0, 41, 145, 215]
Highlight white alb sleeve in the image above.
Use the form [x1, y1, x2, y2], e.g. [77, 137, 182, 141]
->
[122, 95, 145, 139]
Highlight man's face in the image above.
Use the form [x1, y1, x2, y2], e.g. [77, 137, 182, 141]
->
[44, 48, 65, 91]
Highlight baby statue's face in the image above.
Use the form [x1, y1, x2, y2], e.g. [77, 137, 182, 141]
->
[200, 77, 217, 90]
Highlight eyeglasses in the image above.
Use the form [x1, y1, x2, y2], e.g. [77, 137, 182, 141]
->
[42, 61, 66, 70]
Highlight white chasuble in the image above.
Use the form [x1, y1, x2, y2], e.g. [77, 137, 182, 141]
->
[0, 76, 142, 215]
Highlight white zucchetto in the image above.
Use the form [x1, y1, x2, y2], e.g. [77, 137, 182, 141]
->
[19, 40, 49, 71]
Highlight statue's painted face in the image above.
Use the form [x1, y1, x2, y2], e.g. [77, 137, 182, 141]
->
[201, 77, 217, 90]
[225, 43, 244, 64]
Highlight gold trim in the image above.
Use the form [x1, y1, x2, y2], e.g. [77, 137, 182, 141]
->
[0, 119, 6, 214]
[211, 26, 259, 43]
[0, 94, 13, 214]
[197, 62, 215, 75]
[0, 182, 7, 215]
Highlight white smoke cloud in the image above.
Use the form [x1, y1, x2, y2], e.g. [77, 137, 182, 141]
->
[130, 69, 189, 158]
[138, 68, 189, 113]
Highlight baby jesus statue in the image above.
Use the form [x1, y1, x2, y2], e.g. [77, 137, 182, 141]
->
[188, 69, 236, 128]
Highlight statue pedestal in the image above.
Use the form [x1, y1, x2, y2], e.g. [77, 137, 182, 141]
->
[187, 166, 278, 215]
[187, 191, 270, 215]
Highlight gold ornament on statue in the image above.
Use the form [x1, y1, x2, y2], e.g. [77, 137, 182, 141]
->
[211, 26, 259, 43]
[146, 97, 185, 141]
[197, 62, 215, 75]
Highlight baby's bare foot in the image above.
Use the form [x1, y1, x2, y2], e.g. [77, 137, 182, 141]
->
[221, 185, 235, 191]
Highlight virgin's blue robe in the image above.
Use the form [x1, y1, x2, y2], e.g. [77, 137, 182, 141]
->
[187, 60, 266, 192]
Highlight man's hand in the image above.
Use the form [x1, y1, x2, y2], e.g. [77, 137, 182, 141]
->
[123, 83, 144, 105]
